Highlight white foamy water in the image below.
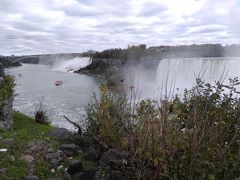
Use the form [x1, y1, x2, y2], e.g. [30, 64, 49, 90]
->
[155, 57, 240, 94]
[51, 57, 91, 72]
[124, 57, 240, 99]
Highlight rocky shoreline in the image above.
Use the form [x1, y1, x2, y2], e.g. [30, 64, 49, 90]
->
[44, 127, 130, 179]
[0, 112, 130, 180]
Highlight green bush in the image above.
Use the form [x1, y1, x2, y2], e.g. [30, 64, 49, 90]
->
[86, 84, 131, 148]
[85, 79, 240, 179]
[0, 75, 15, 99]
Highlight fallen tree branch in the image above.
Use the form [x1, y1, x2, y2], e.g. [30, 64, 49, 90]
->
[63, 115, 82, 135]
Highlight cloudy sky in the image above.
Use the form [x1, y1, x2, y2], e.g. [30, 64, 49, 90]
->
[0, 0, 240, 55]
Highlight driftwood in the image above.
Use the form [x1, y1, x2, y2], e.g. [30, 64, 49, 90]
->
[63, 116, 82, 135]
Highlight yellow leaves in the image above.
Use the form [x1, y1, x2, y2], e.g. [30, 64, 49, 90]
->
[100, 84, 109, 96]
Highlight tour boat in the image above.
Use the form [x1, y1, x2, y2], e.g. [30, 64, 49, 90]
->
[55, 80, 63, 86]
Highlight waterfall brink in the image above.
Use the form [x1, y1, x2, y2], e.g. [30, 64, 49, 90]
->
[51, 57, 91, 72]
[154, 57, 240, 96]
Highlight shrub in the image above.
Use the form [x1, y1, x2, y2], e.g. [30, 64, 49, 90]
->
[34, 97, 49, 124]
[85, 78, 240, 179]
[85, 84, 131, 148]
[0, 75, 15, 99]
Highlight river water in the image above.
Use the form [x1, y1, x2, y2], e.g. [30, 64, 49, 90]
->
[6, 57, 240, 129]
[7, 63, 103, 130]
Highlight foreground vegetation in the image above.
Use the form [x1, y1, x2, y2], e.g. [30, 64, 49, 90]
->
[85, 79, 240, 179]
[0, 75, 15, 99]
[0, 112, 57, 179]
[0, 112, 100, 179]
[1, 73, 240, 179]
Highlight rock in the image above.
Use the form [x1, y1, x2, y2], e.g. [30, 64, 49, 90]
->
[45, 151, 63, 167]
[0, 77, 3, 87]
[25, 141, 50, 155]
[57, 165, 63, 171]
[24, 175, 40, 180]
[0, 96, 13, 131]
[84, 146, 100, 161]
[0, 168, 6, 174]
[95, 169, 103, 180]
[67, 160, 83, 176]
[109, 170, 123, 180]
[60, 144, 77, 157]
[74, 134, 92, 149]
[0, 63, 4, 87]
[100, 149, 128, 169]
[20, 154, 34, 163]
[47, 147, 54, 153]
[29, 141, 45, 152]
[51, 169, 55, 174]
[63, 171, 72, 180]
[78, 169, 98, 180]
[72, 172, 81, 180]
[48, 128, 73, 142]
[0, 63, 4, 77]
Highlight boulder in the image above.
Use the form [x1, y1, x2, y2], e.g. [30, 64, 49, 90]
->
[78, 169, 98, 180]
[20, 154, 34, 163]
[74, 134, 92, 149]
[0, 97, 13, 131]
[48, 128, 73, 142]
[72, 172, 81, 180]
[27, 141, 45, 153]
[63, 171, 72, 180]
[100, 149, 128, 169]
[84, 146, 100, 161]
[0, 63, 13, 130]
[60, 144, 76, 157]
[45, 151, 63, 167]
[67, 160, 83, 176]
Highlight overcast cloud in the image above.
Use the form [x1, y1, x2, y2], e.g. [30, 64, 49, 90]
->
[0, 0, 239, 55]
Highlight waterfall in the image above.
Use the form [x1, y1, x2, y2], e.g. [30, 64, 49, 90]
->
[51, 57, 91, 72]
[155, 57, 240, 95]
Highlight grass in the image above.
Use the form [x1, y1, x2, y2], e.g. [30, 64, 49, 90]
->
[0, 111, 58, 179]
[0, 112, 99, 180]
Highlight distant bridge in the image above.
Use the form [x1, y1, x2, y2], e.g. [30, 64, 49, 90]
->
[14, 56, 40, 63]
[0, 55, 40, 63]
[0, 53, 83, 64]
